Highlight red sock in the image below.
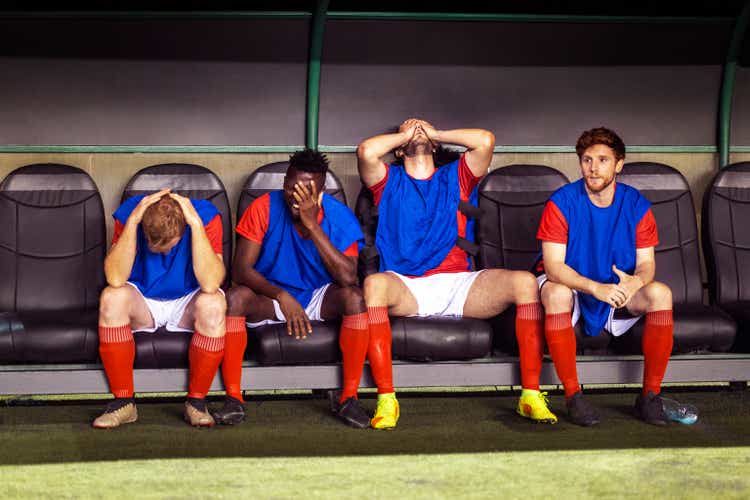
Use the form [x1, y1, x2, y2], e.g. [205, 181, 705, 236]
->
[516, 303, 544, 391]
[98, 324, 135, 398]
[221, 316, 247, 402]
[339, 312, 370, 403]
[367, 306, 394, 394]
[545, 312, 581, 398]
[642, 310, 674, 396]
[188, 332, 225, 399]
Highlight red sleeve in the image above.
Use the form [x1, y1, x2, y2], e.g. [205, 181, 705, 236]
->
[368, 164, 389, 205]
[458, 154, 483, 199]
[111, 220, 124, 247]
[536, 201, 569, 243]
[204, 215, 223, 254]
[235, 194, 270, 244]
[636, 209, 659, 248]
[343, 241, 359, 257]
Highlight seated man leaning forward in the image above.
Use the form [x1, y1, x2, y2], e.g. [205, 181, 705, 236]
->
[536, 127, 674, 426]
[215, 149, 371, 429]
[357, 118, 556, 430]
[94, 190, 227, 429]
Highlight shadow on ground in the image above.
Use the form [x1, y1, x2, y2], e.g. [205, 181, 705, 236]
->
[0, 389, 748, 465]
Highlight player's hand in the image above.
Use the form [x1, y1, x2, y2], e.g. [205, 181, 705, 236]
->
[169, 193, 203, 228]
[399, 118, 421, 143]
[277, 291, 312, 339]
[418, 120, 439, 143]
[592, 282, 628, 309]
[292, 181, 323, 230]
[612, 265, 644, 307]
[128, 189, 171, 225]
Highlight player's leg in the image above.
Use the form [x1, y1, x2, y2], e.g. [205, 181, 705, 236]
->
[212, 285, 278, 425]
[627, 281, 673, 425]
[362, 272, 416, 430]
[541, 280, 600, 426]
[320, 285, 370, 428]
[462, 270, 556, 423]
[178, 290, 227, 427]
[93, 284, 153, 429]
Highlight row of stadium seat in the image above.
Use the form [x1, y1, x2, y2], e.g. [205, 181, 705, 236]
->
[0, 160, 748, 373]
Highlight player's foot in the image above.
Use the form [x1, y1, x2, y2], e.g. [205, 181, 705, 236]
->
[92, 399, 138, 429]
[566, 391, 600, 426]
[184, 398, 215, 427]
[634, 391, 668, 426]
[334, 397, 371, 429]
[371, 392, 399, 430]
[212, 396, 246, 426]
[516, 389, 558, 424]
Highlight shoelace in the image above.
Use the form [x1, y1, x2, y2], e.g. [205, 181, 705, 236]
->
[538, 391, 551, 406]
[376, 396, 394, 414]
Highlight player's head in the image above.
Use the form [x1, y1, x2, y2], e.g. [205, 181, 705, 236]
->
[142, 195, 186, 254]
[575, 127, 626, 194]
[395, 119, 436, 159]
[283, 149, 329, 219]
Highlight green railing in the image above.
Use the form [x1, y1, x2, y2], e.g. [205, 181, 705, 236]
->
[0, 7, 747, 157]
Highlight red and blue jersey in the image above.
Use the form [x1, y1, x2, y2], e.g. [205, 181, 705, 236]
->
[236, 191, 363, 308]
[369, 155, 482, 277]
[112, 195, 223, 300]
[537, 180, 659, 336]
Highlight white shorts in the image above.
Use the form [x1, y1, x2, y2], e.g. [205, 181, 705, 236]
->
[246, 284, 331, 328]
[536, 274, 641, 337]
[127, 282, 201, 333]
[389, 270, 484, 318]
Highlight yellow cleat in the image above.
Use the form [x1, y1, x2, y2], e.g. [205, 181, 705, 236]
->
[371, 392, 400, 430]
[517, 389, 558, 424]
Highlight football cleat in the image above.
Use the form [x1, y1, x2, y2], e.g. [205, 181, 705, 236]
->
[92, 400, 138, 429]
[517, 389, 558, 424]
[371, 392, 399, 430]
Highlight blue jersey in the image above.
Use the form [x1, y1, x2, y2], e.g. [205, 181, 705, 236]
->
[547, 180, 652, 336]
[252, 191, 364, 308]
[113, 195, 221, 300]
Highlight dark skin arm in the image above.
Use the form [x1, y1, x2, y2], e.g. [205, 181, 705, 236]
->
[232, 237, 313, 338]
[292, 180, 358, 287]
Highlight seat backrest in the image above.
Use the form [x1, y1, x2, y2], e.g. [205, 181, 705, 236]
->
[618, 162, 702, 305]
[236, 161, 347, 222]
[0, 164, 105, 312]
[702, 161, 750, 304]
[476, 165, 569, 271]
[121, 163, 232, 277]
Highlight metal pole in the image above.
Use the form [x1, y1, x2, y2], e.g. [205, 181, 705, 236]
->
[306, 0, 329, 150]
[719, 1, 750, 168]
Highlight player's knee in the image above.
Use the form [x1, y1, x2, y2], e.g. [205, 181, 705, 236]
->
[225, 285, 256, 316]
[363, 273, 390, 303]
[194, 291, 227, 327]
[541, 282, 573, 309]
[338, 286, 366, 315]
[99, 286, 131, 321]
[643, 281, 672, 310]
[512, 271, 539, 296]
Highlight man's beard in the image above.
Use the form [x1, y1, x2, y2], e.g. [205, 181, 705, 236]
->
[584, 174, 616, 193]
[402, 137, 434, 157]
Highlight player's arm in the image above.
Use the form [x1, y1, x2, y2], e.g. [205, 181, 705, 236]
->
[611, 246, 655, 306]
[170, 194, 225, 294]
[543, 241, 628, 308]
[356, 121, 416, 187]
[422, 123, 495, 178]
[104, 189, 170, 287]
[293, 181, 357, 287]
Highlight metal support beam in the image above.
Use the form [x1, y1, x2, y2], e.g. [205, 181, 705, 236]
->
[719, 1, 750, 168]
[305, 0, 329, 150]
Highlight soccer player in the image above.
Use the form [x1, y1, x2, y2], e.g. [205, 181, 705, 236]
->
[215, 149, 370, 428]
[536, 127, 673, 426]
[94, 190, 227, 428]
[357, 118, 555, 429]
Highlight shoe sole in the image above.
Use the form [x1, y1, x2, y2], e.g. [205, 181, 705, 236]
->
[184, 415, 215, 427]
[92, 416, 137, 429]
[516, 408, 557, 424]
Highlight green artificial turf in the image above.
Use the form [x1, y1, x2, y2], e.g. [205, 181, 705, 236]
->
[0, 389, 748, 498]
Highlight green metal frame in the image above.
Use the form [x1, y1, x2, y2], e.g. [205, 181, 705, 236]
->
[0, 8, 746, 154]
[719, 1, 750, 168]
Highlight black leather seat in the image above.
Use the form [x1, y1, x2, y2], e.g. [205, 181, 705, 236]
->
[354, 180, 493, 362]
[702, 161, 750, 352]
[611, 162, 736, 354]
[120, 163, 233, 368]
[0, 164, 105, 363]
[237, 161, 347, 364]
[474, 165, 610, 353]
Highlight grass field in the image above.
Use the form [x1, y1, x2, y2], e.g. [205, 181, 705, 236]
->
[1, 388, 748, 498]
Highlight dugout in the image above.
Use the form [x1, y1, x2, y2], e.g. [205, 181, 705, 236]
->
[0, 1, 749, 395]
